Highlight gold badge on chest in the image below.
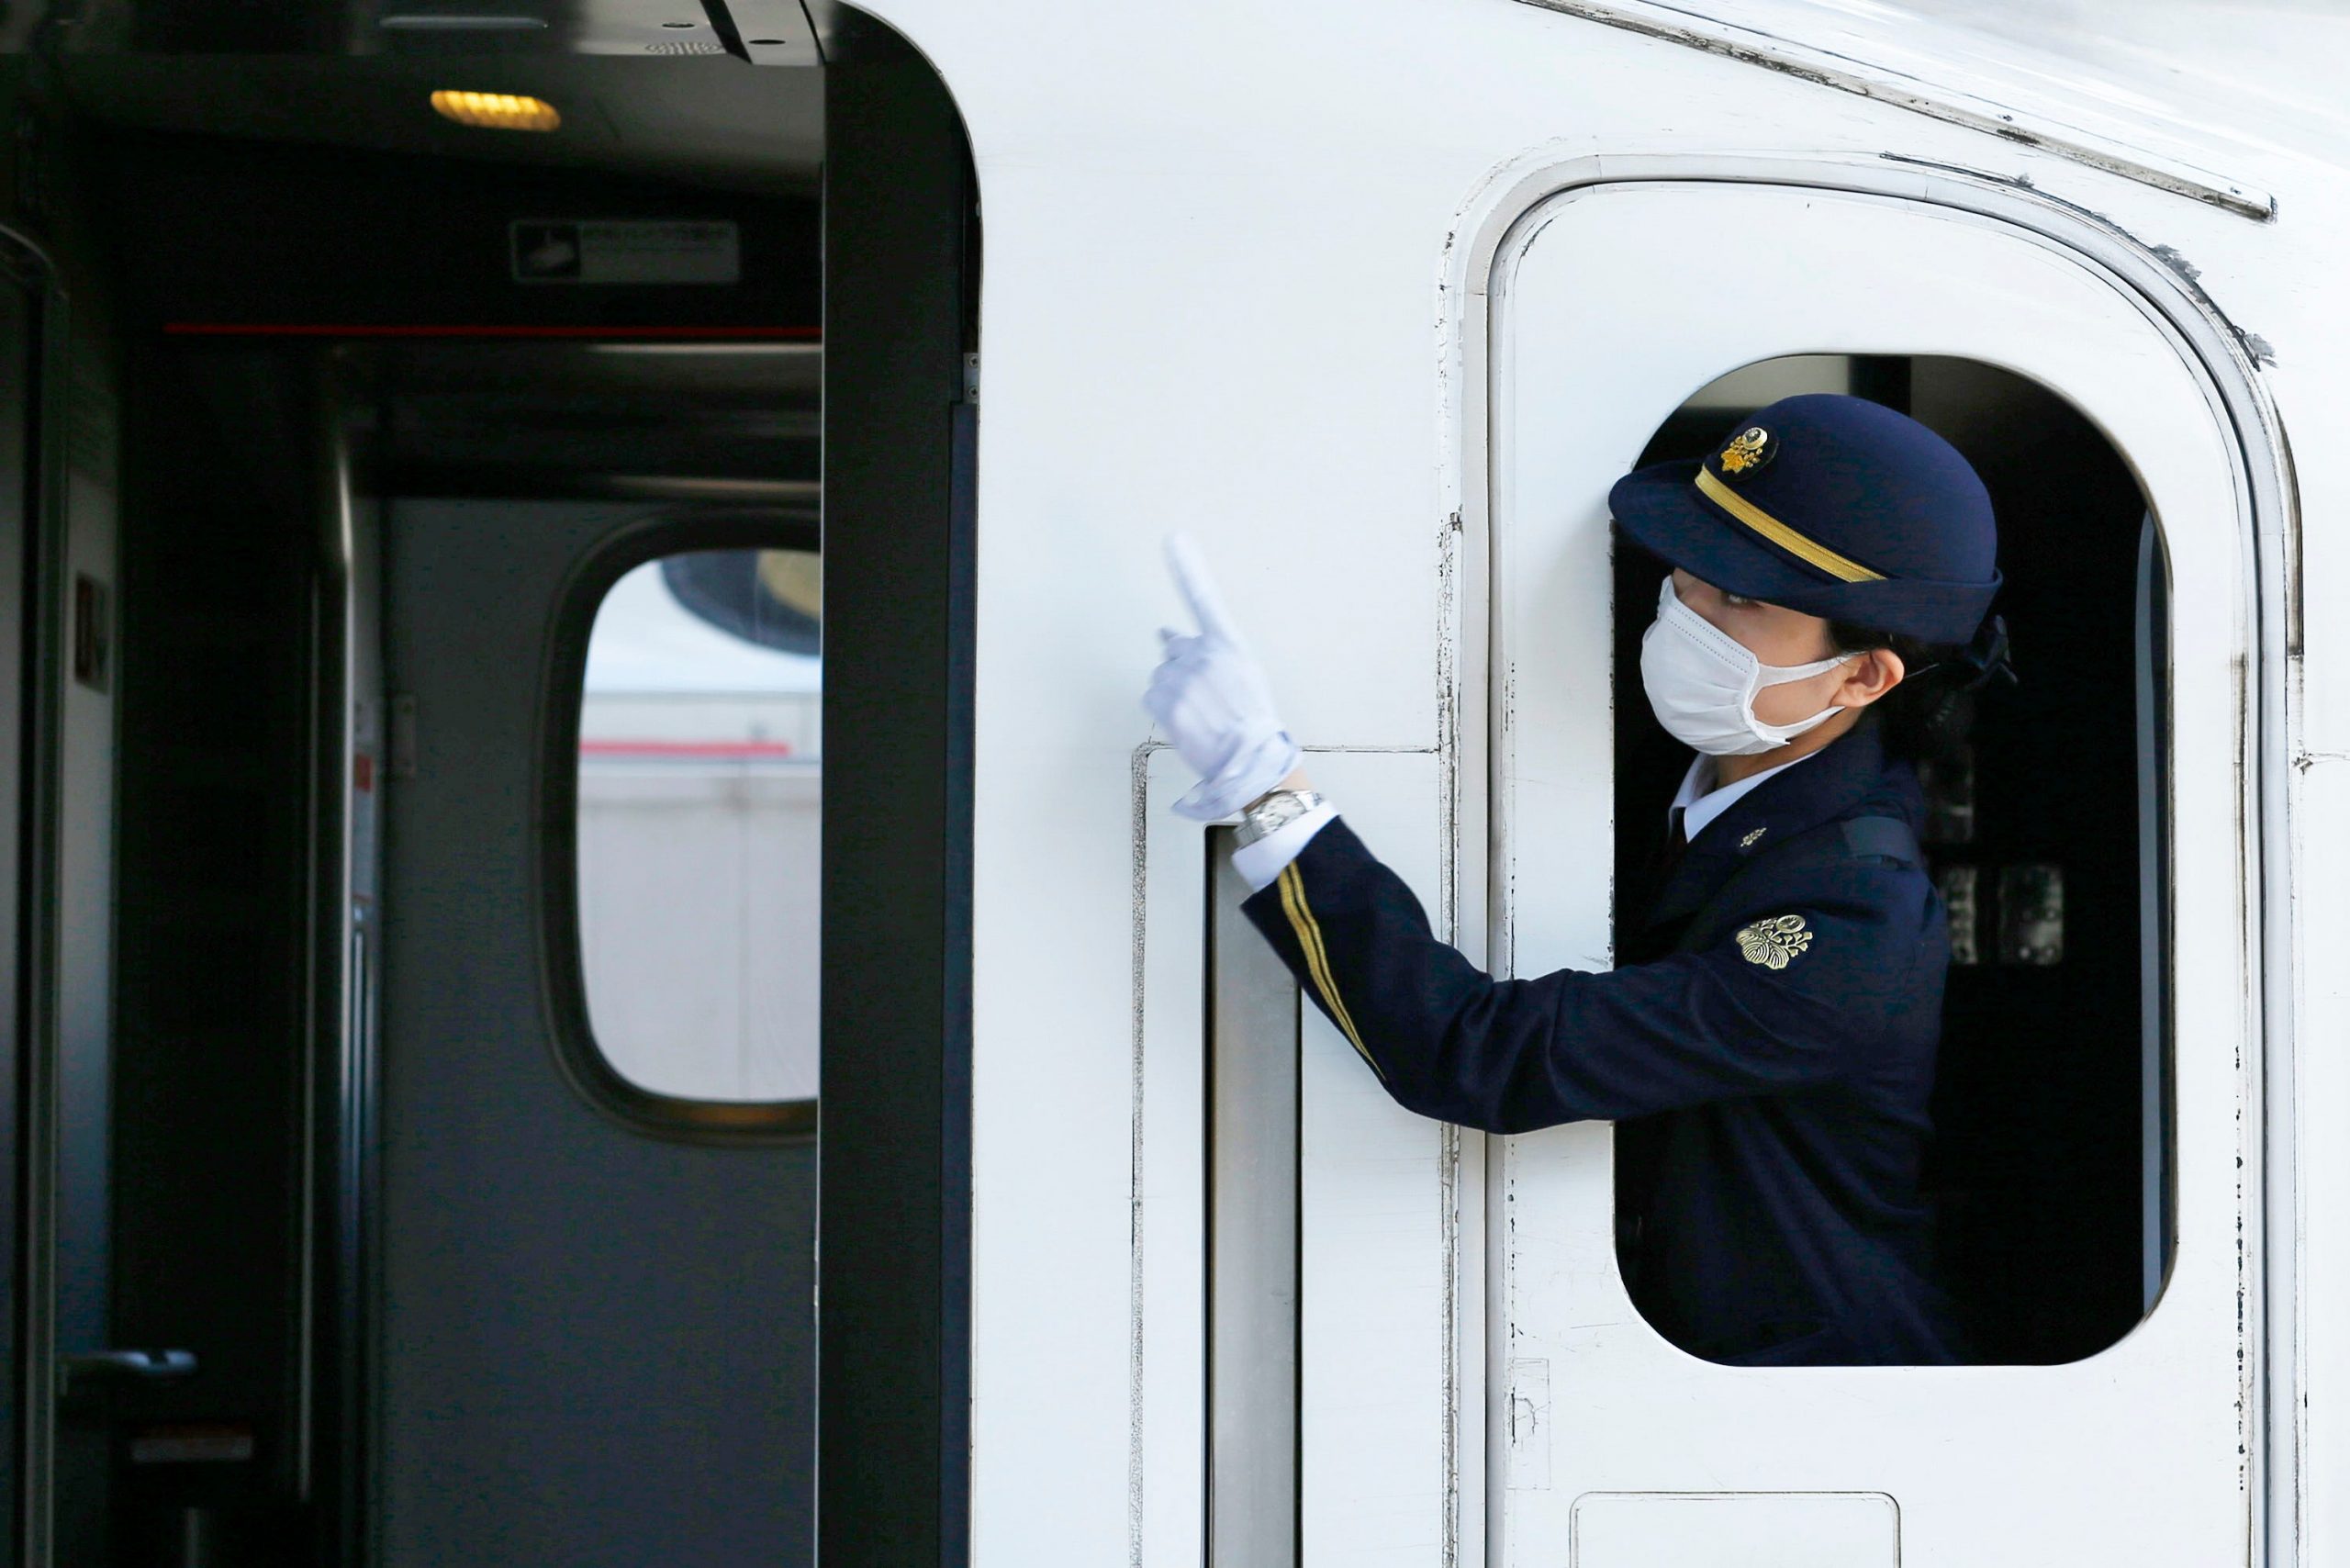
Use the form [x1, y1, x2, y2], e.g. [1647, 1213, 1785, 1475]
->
[1737, 913, 1813, 969]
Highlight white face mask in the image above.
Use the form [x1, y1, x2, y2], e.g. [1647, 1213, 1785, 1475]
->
[1639, 577, 1856, 756]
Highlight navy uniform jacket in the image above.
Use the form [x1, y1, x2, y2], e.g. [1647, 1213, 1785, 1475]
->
[1242, 722, 1965, 1365]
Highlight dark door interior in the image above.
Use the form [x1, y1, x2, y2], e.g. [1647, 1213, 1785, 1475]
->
[92, 133, 825, 1568]
[28, 13, 978, 1564]
[0, 251, 37, 1568]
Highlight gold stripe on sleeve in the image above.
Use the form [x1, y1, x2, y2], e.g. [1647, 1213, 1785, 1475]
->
[1275, 863, 1385, 1081]
[1695, 468, 1886, 584]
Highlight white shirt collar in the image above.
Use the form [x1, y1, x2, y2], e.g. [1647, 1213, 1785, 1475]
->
[1670, 749, 1819, 845]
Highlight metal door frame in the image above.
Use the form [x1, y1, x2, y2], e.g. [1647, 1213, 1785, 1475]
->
[816, 45, 980, 1566]
[1438, 150, 2296, 1560]
[5, 223, 68, 1568]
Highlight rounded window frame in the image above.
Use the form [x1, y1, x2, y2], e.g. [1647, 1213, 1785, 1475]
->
[1607, 351, 2177, 1363]
[537, 506, 823, 1144]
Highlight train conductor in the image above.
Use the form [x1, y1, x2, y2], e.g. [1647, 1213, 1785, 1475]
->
[1143, 393, 2012, 1367]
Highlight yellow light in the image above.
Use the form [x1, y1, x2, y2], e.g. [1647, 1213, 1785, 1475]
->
[430, 91, 561, 132]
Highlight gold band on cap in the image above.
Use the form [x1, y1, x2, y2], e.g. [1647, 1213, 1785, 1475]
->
[1695, 468, 1886, 584]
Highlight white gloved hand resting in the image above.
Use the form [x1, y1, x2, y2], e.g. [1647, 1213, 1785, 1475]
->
[1143, 533, 1302, 821]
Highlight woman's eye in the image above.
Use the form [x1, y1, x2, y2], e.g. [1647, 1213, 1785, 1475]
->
[1722, 592, 1755, 607]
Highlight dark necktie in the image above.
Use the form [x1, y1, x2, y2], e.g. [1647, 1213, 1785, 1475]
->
[1634, 805, 1690, 920]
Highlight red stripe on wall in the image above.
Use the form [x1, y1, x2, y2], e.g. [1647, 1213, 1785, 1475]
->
[162, 323, 822, 341]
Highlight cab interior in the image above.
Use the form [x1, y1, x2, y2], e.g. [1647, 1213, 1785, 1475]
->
[1619, 354, 2169, 1364]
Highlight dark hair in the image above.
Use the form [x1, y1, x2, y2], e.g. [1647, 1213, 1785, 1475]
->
[1827, 620, 2001, 767]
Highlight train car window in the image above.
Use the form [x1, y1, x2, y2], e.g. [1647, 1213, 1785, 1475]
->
[1613, 353, 2171, 1364]
[575, 546, 822, 1107]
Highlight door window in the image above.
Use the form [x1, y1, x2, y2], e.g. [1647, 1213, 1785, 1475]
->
[575, 546, 821, 1105]
[1612, 354, 2170, 1364]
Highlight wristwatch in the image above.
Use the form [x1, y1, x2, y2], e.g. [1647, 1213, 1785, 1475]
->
[1234, 788, 1326, 847]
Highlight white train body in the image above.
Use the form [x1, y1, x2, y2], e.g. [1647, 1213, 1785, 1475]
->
[846, 1, 2350, 1562]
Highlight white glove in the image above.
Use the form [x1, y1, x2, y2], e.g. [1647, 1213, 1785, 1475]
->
[1143, 534, 1301, 822]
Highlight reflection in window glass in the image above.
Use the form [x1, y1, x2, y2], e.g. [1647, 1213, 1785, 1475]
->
[576, 548, 820, 1103]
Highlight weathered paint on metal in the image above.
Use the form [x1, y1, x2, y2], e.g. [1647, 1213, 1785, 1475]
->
[846, 0, 2350, 1559]
[1509, 0, 2276, 218]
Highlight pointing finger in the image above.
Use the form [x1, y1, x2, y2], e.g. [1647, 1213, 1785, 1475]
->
[1165, 532, 1240, 645]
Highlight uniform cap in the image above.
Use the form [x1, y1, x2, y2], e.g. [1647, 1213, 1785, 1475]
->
[1608, 393, 2000, 644]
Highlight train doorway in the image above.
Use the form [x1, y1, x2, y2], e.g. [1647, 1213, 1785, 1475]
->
[14, 13, 975, 1565]
[1488, 178, 2254, 1563]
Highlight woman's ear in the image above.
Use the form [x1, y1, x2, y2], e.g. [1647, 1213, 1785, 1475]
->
[1836, 646, 1907, 709]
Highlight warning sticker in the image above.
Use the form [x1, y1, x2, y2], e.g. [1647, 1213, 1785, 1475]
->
[509, 220, 742, 286]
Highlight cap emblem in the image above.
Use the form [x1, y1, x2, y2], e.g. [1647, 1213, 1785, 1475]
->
[1718, 425, 1775, 479]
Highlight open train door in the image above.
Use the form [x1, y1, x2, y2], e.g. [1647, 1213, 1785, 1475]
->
[365, 28, 976, 1568]
[1487, 178, 2262, 1565]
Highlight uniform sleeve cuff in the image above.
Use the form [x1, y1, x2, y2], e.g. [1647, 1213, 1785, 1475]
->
[1231, 801, 1339, 891]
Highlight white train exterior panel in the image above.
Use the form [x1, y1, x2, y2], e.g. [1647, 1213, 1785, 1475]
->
[838, 1, 2346, 1560]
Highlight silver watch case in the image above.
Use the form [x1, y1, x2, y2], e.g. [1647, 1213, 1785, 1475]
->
[1234, 788, 1326, 847]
